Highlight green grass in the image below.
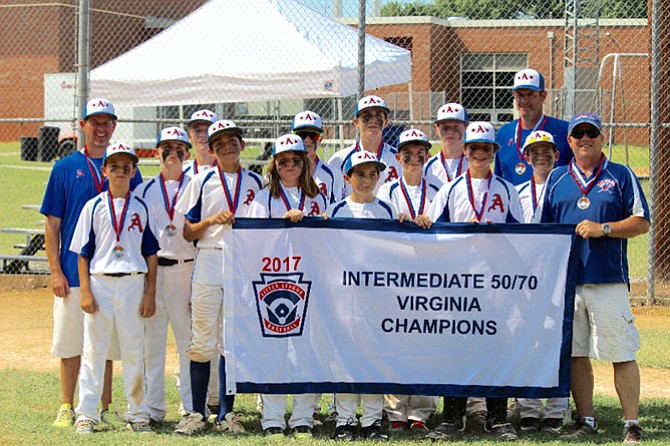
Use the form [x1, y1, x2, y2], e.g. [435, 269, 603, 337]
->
[0, 368, 668, 445]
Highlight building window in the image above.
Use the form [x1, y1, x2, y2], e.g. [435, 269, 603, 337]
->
[460, 53, 527, 123]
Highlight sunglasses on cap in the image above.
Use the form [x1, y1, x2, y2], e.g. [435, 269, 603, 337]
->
[296, 131, 321, 142]
[571, 128, 600, 139]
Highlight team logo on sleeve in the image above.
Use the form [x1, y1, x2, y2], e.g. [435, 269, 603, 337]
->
[253, 273, 311, 337]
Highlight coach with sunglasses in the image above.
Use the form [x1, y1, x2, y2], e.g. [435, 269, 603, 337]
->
[536, 112, 649, 444]
[495, 68, 573, 185]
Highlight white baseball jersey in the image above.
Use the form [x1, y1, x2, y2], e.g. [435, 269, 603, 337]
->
[312, 157, 337, 203]
[516, 178, 546, 224]
[183, 159, 218, 178]
[135, 174, 196, 260]
[70, 191, 159, 274]
[175, 167, 264, 248]
[377, 178, 440, 218]
[326, 197, 397, 220]
[423, 153, 469, 187]
[248, 186, 328, 218]
[327, 141, 401, 201]
[426, 172, 523, 223]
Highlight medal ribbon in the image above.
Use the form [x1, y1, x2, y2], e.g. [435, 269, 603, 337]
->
[108, 191, 131, 243]
[194, 159, 218, 174]
[515, 115, 547, 161]
[440, 153, 465, 182]
[465, 169, 492, 222]
[279, 185, 306, 213]
[568, 154, 607, 196]
[218, 166, 242, 213]
[82, 146, 105, 193]
[159, 172, 185, 222]
[530, 177, 541, 214]
[355, 140, 384, 159]
[399, 178, 427, 219]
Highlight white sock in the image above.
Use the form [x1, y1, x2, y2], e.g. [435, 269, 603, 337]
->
[624, 419, 640, 428]
[582, 416, 596, 428]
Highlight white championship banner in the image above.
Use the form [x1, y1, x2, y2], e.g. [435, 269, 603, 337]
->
[223, 219, 577, 398]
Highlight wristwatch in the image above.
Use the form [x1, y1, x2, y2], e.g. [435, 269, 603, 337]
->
[602, 223, 612, 237]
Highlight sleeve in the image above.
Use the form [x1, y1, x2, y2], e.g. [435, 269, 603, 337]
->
[40, 162, 67, 218]
[537, 171, 557, 223]
[505, 185, 524, 223]
[425, 185, 449, 222]
[176, 176, 203, 223]
[623, 166, 650, 221]
[70, 200, 94, 257]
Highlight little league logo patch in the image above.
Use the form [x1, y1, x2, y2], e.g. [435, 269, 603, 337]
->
[253, 273, 311, 338]
[597, 178, 616, 193]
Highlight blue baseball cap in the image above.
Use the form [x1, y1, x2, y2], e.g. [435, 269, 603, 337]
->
[512, 68, 545, 92]
[568, 112, 603, 135]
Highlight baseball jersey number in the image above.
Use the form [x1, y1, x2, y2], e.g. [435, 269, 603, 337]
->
[261, 256, 302, 272]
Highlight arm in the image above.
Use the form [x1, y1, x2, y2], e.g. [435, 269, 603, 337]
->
[44, 215, 69, 298]
[182, 211, 235, 242]
[78, 256, 98, 314]
[576, 216, 650, 240]
[139, 254, 157, 318]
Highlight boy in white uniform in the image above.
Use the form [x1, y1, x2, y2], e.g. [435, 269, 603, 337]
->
[135, 127, 196, 427]
[327, 95, 401, 200]
[70, 143, 159, 434]
[424, 103, 469, 187]
[184, 109, 219, 177]
[514, 130, 569, 434]
[326, 152, 394, 441]
[425, 123, 521, 442]
[174, 120, 264, 435]
[292, 110, 337, 203]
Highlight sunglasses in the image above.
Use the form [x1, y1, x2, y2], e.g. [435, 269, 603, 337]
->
[297, 131, 321, 141]
[571, 128, 600, 139]
[277, 157, 304, 168]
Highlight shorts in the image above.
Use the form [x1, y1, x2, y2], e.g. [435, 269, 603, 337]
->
[572, 283, 640, 362]
[51, 287, 120, 360]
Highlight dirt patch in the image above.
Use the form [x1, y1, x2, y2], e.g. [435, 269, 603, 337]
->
[1, 286, 669, 399]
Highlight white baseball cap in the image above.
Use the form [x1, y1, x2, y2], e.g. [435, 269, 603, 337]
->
[397, 128, 432, 151]
[522, 130, 557, 154]
[188, 109, 218, 127]
[292, 110, 323, 133]
[465, 122, 500, 149]
[512, 68, 545, 92]
[273, 134, 306, 156]
[82, 98, 117, 120]
[354, 95, 390, 117]
[103, 142, 138, 164]
[343, 151, 386, 176]
[157, 126, 192, 149]
[207, 120, 243, 144]
[435, 103, 468, 123]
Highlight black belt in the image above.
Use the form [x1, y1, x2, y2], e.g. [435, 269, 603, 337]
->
[102, 272, 144, 278]
[158, 257, 195, 267]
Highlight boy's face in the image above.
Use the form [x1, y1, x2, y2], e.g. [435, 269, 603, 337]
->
[396, 144, 428, 174]
[433, 120, 465, 148]
[209, 132, 245, 166]
[354, 108, 388, 136]
[158, 141, 188, 167]
[102, 154, 136, 182]
[464, 143, 496, 170]
[525, 143, 558, 177]
[296, 130, 320, 154]
[188, 121, 210, 155]
[345, 163, 380, 195]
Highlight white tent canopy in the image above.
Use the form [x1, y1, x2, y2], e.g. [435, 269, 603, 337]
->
[90, 0, 411, 106]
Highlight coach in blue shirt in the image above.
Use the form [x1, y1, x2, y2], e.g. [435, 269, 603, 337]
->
[538, 112, 649, 444]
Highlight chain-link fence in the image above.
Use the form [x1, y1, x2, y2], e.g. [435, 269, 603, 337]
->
[0, 0, 664, 302]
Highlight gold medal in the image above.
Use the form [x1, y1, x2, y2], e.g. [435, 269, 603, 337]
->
[515, 162, 527, 175]
[113, 244, 125, 258]
[165, 224, 177, 237]
[577, 196, 590, 210]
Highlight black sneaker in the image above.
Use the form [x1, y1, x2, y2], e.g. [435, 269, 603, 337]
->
[361, 424, 388, 441]
[489, 422, 519, 441]
[264, 426, 285, 439]
[541, 418, 563, 434]
[520, 417, 540, 433]
[292, 425, 313, 439]
[426, 419, 465, 440]
[622, 422, 643, 445]
[333, 424, 357, 441]
[559, 417, 598, 440]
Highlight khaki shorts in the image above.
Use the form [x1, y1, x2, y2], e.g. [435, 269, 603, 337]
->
[51, 288, 120, 360]
[572, 283, 640, 362]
